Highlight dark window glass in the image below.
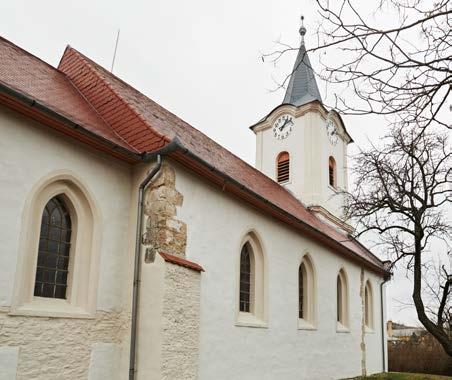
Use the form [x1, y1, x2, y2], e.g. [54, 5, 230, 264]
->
[299, 264, 304, 319]
[34, 196, 72, 299]
[337, 275, 342, 322]
[239, 244, 252, 312]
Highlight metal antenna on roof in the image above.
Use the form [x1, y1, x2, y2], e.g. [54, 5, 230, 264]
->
[111, 29, 120, 72]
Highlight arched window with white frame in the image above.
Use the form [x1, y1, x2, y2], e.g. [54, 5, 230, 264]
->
[34, 195, 73, 299]
[298, 254, 316, 328]
[239, 243, 252, 313]
[336, 268, 349, 329]
[11, 173, 100, 318]
[237, 232, 266, 326]
[364, 280, 374, 330]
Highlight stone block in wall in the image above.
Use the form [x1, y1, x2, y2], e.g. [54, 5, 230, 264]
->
[88, 343, 121, 380]
[0, 346, 19, 380]
[143, 164, 187, 257]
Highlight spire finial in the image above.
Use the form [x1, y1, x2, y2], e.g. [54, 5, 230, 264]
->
[299, 15, 306, 41]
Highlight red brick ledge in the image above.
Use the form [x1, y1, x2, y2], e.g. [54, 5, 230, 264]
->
[159, 252, 204, 272]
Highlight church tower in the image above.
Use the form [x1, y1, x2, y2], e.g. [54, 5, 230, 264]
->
[251, 17, 353, 227]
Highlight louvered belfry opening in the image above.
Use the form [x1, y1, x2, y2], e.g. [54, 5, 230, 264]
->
[277, 152, 290, 183]
[329, 156, 336, 188]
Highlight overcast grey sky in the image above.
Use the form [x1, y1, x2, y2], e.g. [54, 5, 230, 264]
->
[2, 0, 448, 325]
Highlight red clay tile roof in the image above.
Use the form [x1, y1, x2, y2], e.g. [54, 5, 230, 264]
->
[160, 252, 204, 272]
[0, 37, 136, 152]
[58, 47, 167, 152]
[0, 36, 386, 273]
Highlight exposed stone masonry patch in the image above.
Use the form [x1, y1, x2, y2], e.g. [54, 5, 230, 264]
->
[143, 164, 187, 257]
[0, 310, 129, 380]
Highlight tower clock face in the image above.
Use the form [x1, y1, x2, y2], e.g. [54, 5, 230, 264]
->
[326, 119, 339, 145]
[272, 114, 294, 140]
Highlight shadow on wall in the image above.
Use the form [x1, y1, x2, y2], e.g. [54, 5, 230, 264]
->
[388, 333, 452, 376]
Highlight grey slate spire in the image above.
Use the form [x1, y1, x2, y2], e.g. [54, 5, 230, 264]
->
[283, 16, 322, 106]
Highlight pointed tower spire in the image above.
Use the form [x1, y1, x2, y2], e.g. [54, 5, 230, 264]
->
[283, 16, 322, 106]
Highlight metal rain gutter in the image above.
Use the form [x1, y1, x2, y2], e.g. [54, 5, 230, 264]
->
[0, 82, 142, 162]
[380, 270, 392, 372]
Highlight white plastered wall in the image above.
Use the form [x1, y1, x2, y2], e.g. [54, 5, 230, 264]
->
[0, 105, 133, 379]
[172, 159, 385, 380]
[255, 106, 348, 218]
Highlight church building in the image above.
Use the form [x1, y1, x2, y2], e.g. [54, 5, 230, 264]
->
[0, 21, 390, 380]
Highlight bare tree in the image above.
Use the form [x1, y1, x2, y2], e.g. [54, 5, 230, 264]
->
[344, 125, 451, 355]
[264, 0, 451, 130]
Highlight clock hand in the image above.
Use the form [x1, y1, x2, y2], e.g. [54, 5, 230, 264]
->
[279, 119, 289, 131]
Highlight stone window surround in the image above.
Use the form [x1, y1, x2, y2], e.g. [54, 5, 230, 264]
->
[235, 231, 267, 328]
[298, 253, 317, 330]
[364, 279, 374, 332]
[10, 171, 101, 318]
[336, 268, 350, 332]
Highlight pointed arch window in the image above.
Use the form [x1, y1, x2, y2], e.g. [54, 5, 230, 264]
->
[299, 264, 305, 319]
[298, 255, 316, 328]
[237, 233, 267, 326]
[277, 152, 290, 183]
[364, 280, 374, 329]
[337, 269, 349, 328]
[329, 156, 337, 188]
[239, 244, 252, 312]
[34, 196, 72, 299]
[12, 174, 101, 318]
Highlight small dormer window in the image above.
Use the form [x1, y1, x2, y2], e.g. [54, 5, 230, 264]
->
[277, 152, 290, 183]
[329, 156, 337, 188]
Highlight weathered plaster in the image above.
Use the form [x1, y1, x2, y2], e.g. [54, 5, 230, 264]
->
[0, 346, 19, 380]
[136, 162, 201, 379]
[360, 268, 367, 376]
[88, 343, 121, 380]
[161, 264, 201, 379]
[0, 310, 129, 380]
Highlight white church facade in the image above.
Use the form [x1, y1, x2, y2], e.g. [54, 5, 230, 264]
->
[0, 22, 389, 380]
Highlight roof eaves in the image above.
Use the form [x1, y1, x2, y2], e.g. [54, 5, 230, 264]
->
[0, 80, 143, 162]
[145, 138, 388, 276]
